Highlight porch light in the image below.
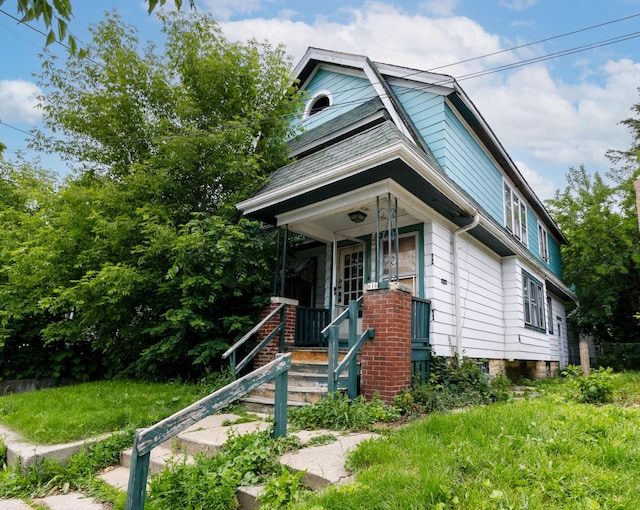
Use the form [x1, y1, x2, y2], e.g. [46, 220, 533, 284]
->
[348, 210, 367, 223]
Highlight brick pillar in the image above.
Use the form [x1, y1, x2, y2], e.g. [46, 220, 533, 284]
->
[360, 283, 413, 403]
[253, 297, 298, 368]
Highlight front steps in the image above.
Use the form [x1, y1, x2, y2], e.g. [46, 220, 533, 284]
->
[242, 348, 352, 412]
[96, 413, 376, 509]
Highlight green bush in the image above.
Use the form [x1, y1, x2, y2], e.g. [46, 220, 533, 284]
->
[567, 367, 617, 404]
[289, 393, 400, 431]
[397, 356, 496, 415]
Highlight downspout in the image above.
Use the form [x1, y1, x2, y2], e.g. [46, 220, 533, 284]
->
[452, 212, 480, 364]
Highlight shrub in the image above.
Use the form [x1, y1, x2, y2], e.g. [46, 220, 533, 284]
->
[567, 367, 617, 404]
[289, 392, 400, 431]
[401, 356, 494, 414]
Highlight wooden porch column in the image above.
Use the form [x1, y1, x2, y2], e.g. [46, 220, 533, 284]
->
[361, 283, 413, 403]
[253, 297, 298, 369]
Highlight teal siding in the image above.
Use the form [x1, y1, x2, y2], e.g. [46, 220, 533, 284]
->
[298, 69, 376, 132]
[548, 235, 562, 279]
[527, 208, 538, 254]
[393, 84, 503, 223]
[441, 105, 504, 222]
[392, 85, 447, 164]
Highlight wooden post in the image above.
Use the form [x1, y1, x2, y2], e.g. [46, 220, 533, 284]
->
[273, 366, 288, 438]
[327, 325, 339, 393]
[347, 300, 359, 398]
[125, 435, 150, 510]
[579, 338, 591, 375]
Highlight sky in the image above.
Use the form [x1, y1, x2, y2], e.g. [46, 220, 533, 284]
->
[1, 0, 640, 200]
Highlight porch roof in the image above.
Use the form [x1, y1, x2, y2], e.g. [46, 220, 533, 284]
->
[238, 119, 517, 257]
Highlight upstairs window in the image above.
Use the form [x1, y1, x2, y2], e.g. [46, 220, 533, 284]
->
[538, 224, 549, 263]
[304, 90, 333, 118]
[504, 182, 528, 246]
[523, 271, 546, 331]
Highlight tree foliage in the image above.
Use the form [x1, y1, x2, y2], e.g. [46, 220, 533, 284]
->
[0, 12, 301, 381]
[0, 0, 193, 53]
[546, 90, 640, 350]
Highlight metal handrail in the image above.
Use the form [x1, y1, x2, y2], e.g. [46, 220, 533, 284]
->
[222, 303, 284, 359]
[222, 303, 285, 379]
[321, 295, 363, 335]
[125, 354, 291, 510]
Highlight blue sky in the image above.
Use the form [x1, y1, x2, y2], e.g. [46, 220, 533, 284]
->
[1, 0, 640, 199]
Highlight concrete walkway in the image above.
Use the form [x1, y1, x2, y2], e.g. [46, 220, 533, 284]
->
[0, 413, 378, 509]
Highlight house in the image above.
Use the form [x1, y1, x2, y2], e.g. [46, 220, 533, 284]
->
[236, 47, 578, 400]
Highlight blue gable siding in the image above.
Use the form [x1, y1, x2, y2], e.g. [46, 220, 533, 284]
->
[391, 85, 447, 162]
[441, 104, 504, 222]
[299, 69, 376, 132]
[527, 208, 539, 254]
[548, 235, 562, 279]
[392, 85, 503, 224]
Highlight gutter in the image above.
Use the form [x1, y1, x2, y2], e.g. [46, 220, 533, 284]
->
[452, 211, 480, 364]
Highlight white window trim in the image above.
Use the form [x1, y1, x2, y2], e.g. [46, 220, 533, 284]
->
[504, 182, 528, 247]
[303, 89, 334, 119]
[538, 223, 549, 263]
[522, 271, 546, 331]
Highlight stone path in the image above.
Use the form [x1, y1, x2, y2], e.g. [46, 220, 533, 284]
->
[0, 413, 377, 510]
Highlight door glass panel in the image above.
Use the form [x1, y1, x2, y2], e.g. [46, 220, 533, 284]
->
[339, 247, 364, 307]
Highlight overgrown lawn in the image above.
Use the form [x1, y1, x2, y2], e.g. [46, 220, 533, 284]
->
[0, 380, 205, 444]
[300, 374, 640, 509]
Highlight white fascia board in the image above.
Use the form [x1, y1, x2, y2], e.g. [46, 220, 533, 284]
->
[386, 76, 452, 97]
[287, 222, 336, 243]
[374, 62, 455, 88]
[361, 61, 414, 140]
[295, 48, 368, 80]
[276, 179, 397, 226]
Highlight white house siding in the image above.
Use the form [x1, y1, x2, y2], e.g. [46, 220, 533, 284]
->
[424, 220, 456, 357]
[503, 259, 554, 360]
[454, 234, 506, 360]
[547, 294, 569, 369]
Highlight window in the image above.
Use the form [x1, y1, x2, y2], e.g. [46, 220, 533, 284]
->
[504, 182, 527, 246]
[520, 203, 528, 246]
[380, 234, 417, 293]
[504, 184, 512, 232]
[304, 90, 333, 118]
[547, 297, 554, 334]
[538, 224, 549, 263]
[523, 271, 546, 331]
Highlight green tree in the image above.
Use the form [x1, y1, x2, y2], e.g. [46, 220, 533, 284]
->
[0, 11, 301, 380]
[547, 93, 640, 361]
[0, 0, 193, 52]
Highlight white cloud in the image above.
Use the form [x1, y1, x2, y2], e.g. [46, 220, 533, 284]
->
[216, 3, 640, 198]
[498, 0, 538, 11]
[0, 80, 42, 124]
[420, 0, 460, 17]
[219, 2, 506, 75]
[515, 161, 558, 200]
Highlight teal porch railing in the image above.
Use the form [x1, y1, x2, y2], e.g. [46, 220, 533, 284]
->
[322, 298, 374, 398]
[295, 307, 330, 347]
[222, 303, 285, 379]
[124, 354, 291, 510]
[411, 297, 431, 382]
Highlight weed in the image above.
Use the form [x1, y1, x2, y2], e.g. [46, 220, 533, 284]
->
[565, 366, 617, 404]
[258, 466, 308, 509]
[305, 433, 337, 447]
[0, 439, 6, 466]
[147, 427, 302, 509]
[289, 393, 400, 431]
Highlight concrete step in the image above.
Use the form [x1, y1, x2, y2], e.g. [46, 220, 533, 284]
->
[32, 493, 105, 510]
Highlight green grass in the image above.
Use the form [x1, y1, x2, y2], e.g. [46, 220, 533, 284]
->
[299, 373, 640, 509]
[0, 380, 204, 444]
